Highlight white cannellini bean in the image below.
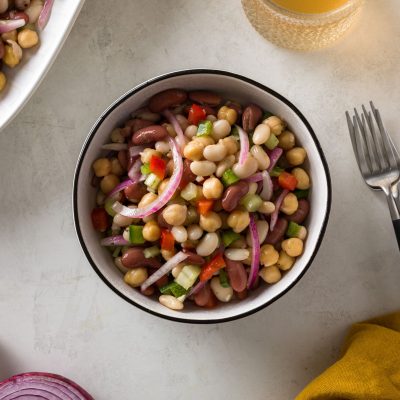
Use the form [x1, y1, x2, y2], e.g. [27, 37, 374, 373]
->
[224, 248, 250, 261]
[212, 119, 231, 140]
[159, 295, 184, 310]
[232, 156, 258, 179]
[176, 114, 189, 131]
[113, 213, 133, 227]
[184, 125, 198, 139]
[252, 123, 271, 145]
[246, 220, 269, 246]
[210, 277, 233, 302]
[247, 182, 258, 195]
[216, 155, 235, 177]
[187, 224, 203, 241]
[196, 232, 219, 256]
[203, 143, 228, 162]
[155, 140, 170, 154]
[172, 264, 184, 278]
[171, 226, 188, 243]
[190, 160, 217, 176]
[250, 145, 270, 170]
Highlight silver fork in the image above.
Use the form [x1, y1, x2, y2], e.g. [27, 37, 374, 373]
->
[346, 101, 400, 249]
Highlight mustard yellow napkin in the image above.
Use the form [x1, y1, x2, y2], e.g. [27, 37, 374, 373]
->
[296, 312, 400, 400]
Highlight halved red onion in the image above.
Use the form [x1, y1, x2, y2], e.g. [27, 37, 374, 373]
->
[0, 18, 25, 33]
[187, 280, 206, 297]
[37, 0, 54, 30]
[267, 147, 283, 172]
[237, 125, 249, 165]
[247, 215, 260, 289]
[162, 109, 186, 153]
[129, 145, 146, 158]
[0, 372, 93, 400]
[245, 172, 263, 183]
[260, 171, 273, 201]
[128, 158, 142, 181]
[100, 235, 130, 246]
[106, 179, 134, 200]
[270, 189, 289, 231]
[101, 143, 128, 151]
[141, 251, 188, 291]
[113, 137, 183, 218]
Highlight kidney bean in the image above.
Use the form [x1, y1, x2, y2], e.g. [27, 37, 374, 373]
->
[194, 283, 212, 307]
[221, 181, 249, 212]
[132, 125, 168, 145]
[225, 259, 247, 292]
[265, 218, 288, 245]
[121, 248, 161, 269]
[148, 89, 187, 113]
[188, 91, 222, 107]
[182, 250, 205, 265]
[0, 41, 4, 60]
[125, 118, 153, 133]
[242, 104, 262, 132]
[117, 150, 128, 170]
[155, 274, 169, 288]
[286, 199, 310, 224]
[235, 288, 248, 300]
[179, 159, 197, 189]
[142, 285, 155, 296]
[124, 182, 147, 202]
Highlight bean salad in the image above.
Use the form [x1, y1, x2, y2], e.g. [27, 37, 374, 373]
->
[91, 89, 311, 311]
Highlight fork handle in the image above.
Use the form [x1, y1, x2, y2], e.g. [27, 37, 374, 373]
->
[386, 190, 400, 250]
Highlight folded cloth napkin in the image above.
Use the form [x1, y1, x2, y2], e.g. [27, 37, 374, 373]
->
[296, 312, 400, 400]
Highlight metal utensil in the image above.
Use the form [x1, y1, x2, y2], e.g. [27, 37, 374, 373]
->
[346, 101, 400, 249]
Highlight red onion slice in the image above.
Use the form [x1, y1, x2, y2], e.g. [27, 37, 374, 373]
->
[101, 143, 128, 151]
[129, 145, 146, 158]
[37, 0, 54, 30]
[106, 179, 134, 200]
[267, 148, 283, 172]
[270, 189, 289, 231]
[0, 19, 25, 33]
[245, 172, 263, 183]
[113, 137, 183, 219]
[141, 251, 188, 291]
[247, 215, 260, 289]
[260, 171, 273, 201]
[0, 372, 93, 400]
[128, 158, 141, 181]
[100, 235, 130, 246]
[237, 125, 249, 165]
[187, 280, 206, 297]
[162, 109, 186, 153]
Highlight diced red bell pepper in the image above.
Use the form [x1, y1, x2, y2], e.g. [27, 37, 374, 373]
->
[91, 207, 109, 232]
[199, 253, 226, 282]
[278, 171, 298, 191]
[149, 155, 167, 180]
[187, 104, 206, 125]
[196, 199, 214, 216]
[160, 229, 175, 252]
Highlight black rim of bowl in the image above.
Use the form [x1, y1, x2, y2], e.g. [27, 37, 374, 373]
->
[73, 69, 332, 324]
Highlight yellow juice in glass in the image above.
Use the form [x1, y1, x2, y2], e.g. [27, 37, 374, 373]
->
[242, 0, 364, 50]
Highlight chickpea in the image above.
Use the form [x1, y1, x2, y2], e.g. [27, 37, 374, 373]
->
[163, 204, 187, 226]
[282, 238, 304, 257]
[260, 244, 279, 266]
[141, 148, 162, 164]
[258, 201, 275, 215]
[142, 220, 161, 241]
[217, 106, 238, 125]
[110, 158, 124, 176]
[138, 192, 158, 208]
[259, 266, 282, 284]
[93, 158, 112, 177]
[212, 119, 231, 140]
[297, 226, 308, 240]
[1, 30, 17, 42]
[113, 213, 133, 228]
[100, 174, 120, 194]
[171, 226, 188, 243]
[158, 178, 177, 197]
[278, 130, 295, 150]
[276, 251, 295, 271]
[3, 41, 22, 68]
[203, 143, 227, 162]
[263, 116, 285, 135]
[0, 72, 6, 92]
[292, 168, 310, 190]
[286, 147, 307, 166]
[227, 210, 250, 233]
[17, 28, 39, 48]
[200, 211, 222, 233]
[202, 176, 224, 199]
[184, 125, 198, 139]
[219, 136, 239, 155]
[183, 140, 204, 161]
[216, 155, 235, 177]
[161, 249, 175, 260]
[280, 193, 298, 215]
[110, 128, 124, 143]
[124, 268, 148, 288]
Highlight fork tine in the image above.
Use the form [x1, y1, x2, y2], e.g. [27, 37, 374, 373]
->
[346, 111, 361, 165]
[354, 108, 374, 173]
[353, 115, 371, 176]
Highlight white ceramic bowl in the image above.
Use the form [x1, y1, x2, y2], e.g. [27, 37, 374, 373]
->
[73, 70, 331, 323]
[0, 0, 85, 130]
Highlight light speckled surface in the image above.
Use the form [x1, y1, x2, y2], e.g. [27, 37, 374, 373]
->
[0, 1, 399, 398]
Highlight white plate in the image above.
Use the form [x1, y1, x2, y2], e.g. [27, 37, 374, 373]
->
[0, 0, 85, 130]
